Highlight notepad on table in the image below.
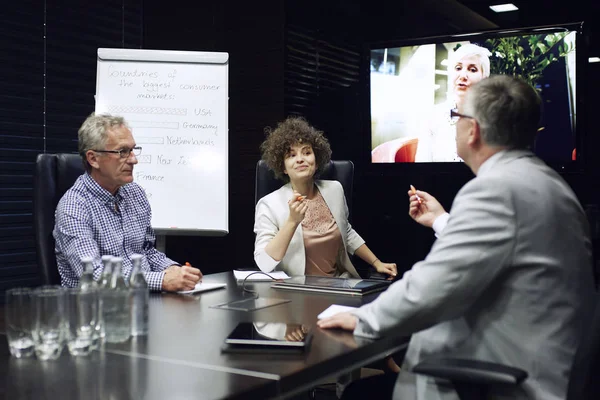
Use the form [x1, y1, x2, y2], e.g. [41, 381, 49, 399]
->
[233, 270, 290, 281]
[178, 282, 227, 294]
[317, 304, 357, 320]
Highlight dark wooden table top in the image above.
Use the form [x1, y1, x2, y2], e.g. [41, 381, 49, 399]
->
[0, 272, 408, 399]
[0, 336, 276, 400]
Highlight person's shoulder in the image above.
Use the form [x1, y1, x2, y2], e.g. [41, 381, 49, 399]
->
[55, 177, 93, 220]
[464, 153, 554, 199]
[256, 184, 290, 208]
[57, 176, 89, 208]
[317, 179, 343, 191]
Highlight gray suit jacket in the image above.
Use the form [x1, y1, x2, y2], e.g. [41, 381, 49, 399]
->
[353, 150, 594, 400]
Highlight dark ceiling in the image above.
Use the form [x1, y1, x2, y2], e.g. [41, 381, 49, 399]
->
[454, 0, 599, 54]
[287, 0, 599, 55]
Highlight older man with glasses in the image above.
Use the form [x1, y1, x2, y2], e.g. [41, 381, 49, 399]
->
[54, 113, 202, 291]
[319, 75, 594, 400]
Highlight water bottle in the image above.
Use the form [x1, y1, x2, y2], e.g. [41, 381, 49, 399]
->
[129, 254, 149, 336]
[104, 257, 131, 343]
[98, 255, 113, 339]
[78, 257, 100, 348]
[110, 257, 128, 290]
[79, 257, 97, 290]
[99, 255, 113, 288]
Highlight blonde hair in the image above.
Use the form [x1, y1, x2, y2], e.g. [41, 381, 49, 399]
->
[449, 43, 492, 78]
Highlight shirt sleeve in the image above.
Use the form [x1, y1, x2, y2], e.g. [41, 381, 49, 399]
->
[352, 176, 516, 339]
[432, 212, 450, 237]
[253, 199, 281, 273]
[54, 196, 104, 287]
[143, 225, 179, 273]
[143, 270, 167, 292]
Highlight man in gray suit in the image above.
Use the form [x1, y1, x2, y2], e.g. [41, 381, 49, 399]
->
[318, 75, 595, 400]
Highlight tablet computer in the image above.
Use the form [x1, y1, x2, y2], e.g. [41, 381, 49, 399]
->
[271, 275, 391, 296]
[224, 322, 312, 348]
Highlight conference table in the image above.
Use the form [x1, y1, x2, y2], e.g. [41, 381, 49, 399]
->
[0, 272, 409, 399]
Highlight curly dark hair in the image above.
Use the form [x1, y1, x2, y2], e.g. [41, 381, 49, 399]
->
[260, 117, 332, 182]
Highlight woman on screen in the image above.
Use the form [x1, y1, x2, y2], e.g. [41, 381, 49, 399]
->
[254, 117, 397, 279]
[415, 43, 491, 162]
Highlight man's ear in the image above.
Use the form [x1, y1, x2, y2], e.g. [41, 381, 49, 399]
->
[467, 119, 481, 147]
[86, 150, 100, 170]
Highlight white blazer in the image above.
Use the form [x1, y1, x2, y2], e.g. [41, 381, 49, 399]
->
[352, 150, 595, 400]
[254, 180, 364, 277]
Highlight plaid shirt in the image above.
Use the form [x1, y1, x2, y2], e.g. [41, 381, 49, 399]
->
[54, 173, 178, 291]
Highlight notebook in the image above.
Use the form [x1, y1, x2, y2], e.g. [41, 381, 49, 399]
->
[177, 282, 227, 294]
[233, 270, 290, 281]
[271, 276, 391, 296]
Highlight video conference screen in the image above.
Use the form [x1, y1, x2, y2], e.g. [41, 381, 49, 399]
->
[369, 26, 580, 166]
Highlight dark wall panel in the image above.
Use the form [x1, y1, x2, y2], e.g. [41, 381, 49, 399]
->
[144, 0, 286, 272]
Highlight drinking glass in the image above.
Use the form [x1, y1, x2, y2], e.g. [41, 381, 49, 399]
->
[65, 288, 98, 356]
[5, 288, 35, 358]
[32, 285, 66, 360]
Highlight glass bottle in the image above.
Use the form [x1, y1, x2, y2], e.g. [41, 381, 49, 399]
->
[129, 254, 149, 336]
[97, 255, 113, 339]
[104, 257, 131, 343]
[99, 255, 113, 289]
[78, 257, 100, 349]
[78, 256, 96, 291]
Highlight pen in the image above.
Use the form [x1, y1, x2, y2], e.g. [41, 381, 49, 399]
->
[410, 185, 422, 204]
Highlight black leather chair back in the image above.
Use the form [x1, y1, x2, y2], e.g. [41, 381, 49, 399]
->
[33, 153, 85, 285]
[566, 290, 600, 399]
[254, 160, 354, 220]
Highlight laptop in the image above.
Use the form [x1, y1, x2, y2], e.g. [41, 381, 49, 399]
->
[271, 275, 391, 296]
[224, 322, 312, 349]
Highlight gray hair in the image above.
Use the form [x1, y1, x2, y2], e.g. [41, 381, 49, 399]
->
[463, 74, 541, 149]
[78, 113, 128, 172]
[449, 43, 492, 78]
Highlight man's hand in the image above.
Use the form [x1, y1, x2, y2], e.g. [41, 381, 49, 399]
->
[162, 264, 202, 292]
[316, 312, 358, 331]
[408, 188, 446, 228]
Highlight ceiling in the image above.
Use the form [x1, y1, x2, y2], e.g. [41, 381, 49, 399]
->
[456, 0, 592, 24]
[430, 0, 599, 55]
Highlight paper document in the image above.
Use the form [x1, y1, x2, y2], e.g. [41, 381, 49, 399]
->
[178, 282, 227, 294]
[233, 270, 291, 281]
[317, 304, 357, 320]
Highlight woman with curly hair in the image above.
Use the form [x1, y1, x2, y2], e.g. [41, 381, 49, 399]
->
[254, 116, 397, 279]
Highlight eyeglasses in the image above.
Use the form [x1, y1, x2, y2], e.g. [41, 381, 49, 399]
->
[93, 146, 142, 159]
[450, 109, 476, 123]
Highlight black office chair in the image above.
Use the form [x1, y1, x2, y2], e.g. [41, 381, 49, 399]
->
[412, 289, 600, 400]
[254, 159, 354, 221]
[33, 153, 85, 285]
